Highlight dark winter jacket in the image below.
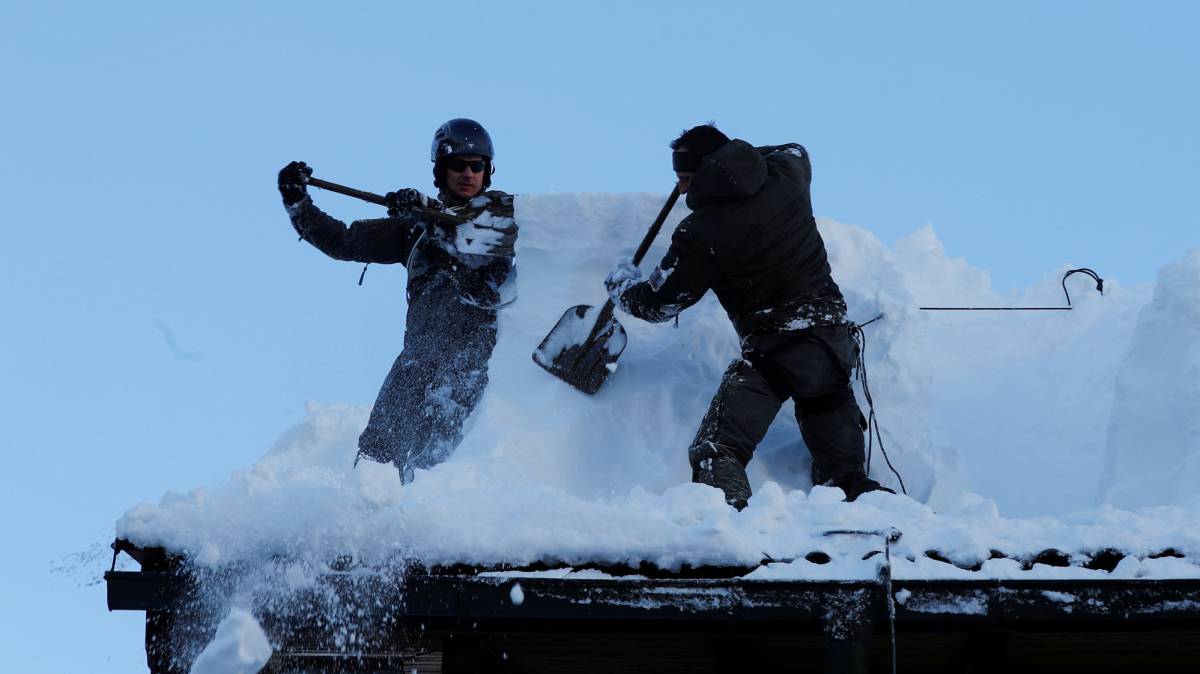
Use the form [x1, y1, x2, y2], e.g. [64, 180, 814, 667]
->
[615, 140, 846, 337]
[288, 189, 518, 311]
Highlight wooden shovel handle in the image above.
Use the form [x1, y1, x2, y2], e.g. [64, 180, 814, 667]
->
[307, 176, 469, 226]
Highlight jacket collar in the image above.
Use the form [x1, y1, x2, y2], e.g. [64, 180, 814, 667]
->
[438, 189, 473, 207]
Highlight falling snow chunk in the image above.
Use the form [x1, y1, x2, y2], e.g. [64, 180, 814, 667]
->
[188, 608, 272, 674]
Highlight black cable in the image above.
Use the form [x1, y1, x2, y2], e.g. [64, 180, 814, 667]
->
[849, 267, 1103, 495]
[918, 306, 1069, 311]
[849, 316, 907, 494]
[1061, 268, 1104, 306]
[920, 268, 1103, 311]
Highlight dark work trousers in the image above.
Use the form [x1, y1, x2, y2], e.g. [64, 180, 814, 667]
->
[357, 277, 498, 483]
[689, 324, 867, 505]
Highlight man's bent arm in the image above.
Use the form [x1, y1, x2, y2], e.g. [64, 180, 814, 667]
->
[288, 197, 423, 265]
[613, 222, 715, 323]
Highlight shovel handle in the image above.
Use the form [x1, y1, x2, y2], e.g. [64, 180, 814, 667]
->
[631, 186, 680, 267]
[307, 176, 469, 226]
[590, 186, 681, 342]
[532, 186, 681, 393]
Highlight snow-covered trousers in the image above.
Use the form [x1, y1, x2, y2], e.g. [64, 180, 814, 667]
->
[356, 279, 498, 482]
[688, 324, 867, 505]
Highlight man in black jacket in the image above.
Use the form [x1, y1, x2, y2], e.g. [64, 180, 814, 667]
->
[278, 118, 517, 482]
[606, 124, 891, 508]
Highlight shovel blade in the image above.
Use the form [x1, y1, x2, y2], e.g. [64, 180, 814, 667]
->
[532, 304, 628, 394]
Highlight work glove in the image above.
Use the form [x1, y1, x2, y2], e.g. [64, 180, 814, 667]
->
[384, 188, 439, 217]
[384, 188, 428, 210]
[604, 257, 643, 306]
[278, 161, 312, 207]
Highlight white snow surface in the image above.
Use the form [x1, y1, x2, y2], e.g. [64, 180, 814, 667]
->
[188, 608, 271, 674]
[117, 193, 1200, 580]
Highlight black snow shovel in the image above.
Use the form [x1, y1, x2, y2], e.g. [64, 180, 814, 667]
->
[533, 186, 681, 394]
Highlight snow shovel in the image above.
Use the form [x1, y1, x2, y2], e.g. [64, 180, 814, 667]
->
[533, 186, 681, 394]
[306, 176, 468, 227]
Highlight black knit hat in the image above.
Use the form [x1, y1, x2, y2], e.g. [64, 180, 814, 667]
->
[671, 124, 730, 172]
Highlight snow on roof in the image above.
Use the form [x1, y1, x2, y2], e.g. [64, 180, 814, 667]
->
[116, 193, 1200, 581]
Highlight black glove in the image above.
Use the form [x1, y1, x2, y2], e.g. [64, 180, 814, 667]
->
[278, 161, 312, 207]
[384, 188, 427, 212]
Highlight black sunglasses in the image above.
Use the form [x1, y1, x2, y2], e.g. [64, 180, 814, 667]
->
[445, 158, 487, 173]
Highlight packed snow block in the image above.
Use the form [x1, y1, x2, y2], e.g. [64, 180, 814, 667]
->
[115, 194, 1200, 578]
[1099, 250, 1200, 508]
[188, 608, 271, 674]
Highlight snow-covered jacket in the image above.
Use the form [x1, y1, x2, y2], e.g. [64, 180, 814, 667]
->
[614, 140, 846, 337]
[288, 189, 518, 310]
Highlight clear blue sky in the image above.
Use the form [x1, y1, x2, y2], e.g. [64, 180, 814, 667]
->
[1, 1, 1197, 671]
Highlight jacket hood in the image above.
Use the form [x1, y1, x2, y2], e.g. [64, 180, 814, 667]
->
[685, 139, 767, 209]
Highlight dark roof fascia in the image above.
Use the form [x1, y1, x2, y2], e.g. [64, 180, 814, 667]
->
[106, 566, 1200, 627]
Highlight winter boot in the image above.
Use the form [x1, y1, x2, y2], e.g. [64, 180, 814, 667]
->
[838, 476, 896, 502]
[689, 441, 752, 510]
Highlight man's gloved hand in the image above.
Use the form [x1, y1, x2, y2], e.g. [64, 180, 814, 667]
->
[278, 161, 312, 207]
[384, 188, 429, 212]
[604, 257, 643, 305]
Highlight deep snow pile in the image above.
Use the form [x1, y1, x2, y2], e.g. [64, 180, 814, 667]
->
[1098, 250, 1200, 509]
[117, 193, 1200, 579]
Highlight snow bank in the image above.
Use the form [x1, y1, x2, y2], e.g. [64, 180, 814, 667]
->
[1099, 250, 1200, 509]
[117, 193, 1200, 579]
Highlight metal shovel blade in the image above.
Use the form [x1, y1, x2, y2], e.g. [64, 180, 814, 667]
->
[532, 304, 628, 395]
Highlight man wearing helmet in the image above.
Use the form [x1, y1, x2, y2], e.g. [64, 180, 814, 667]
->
[277, 118, 517, 482]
